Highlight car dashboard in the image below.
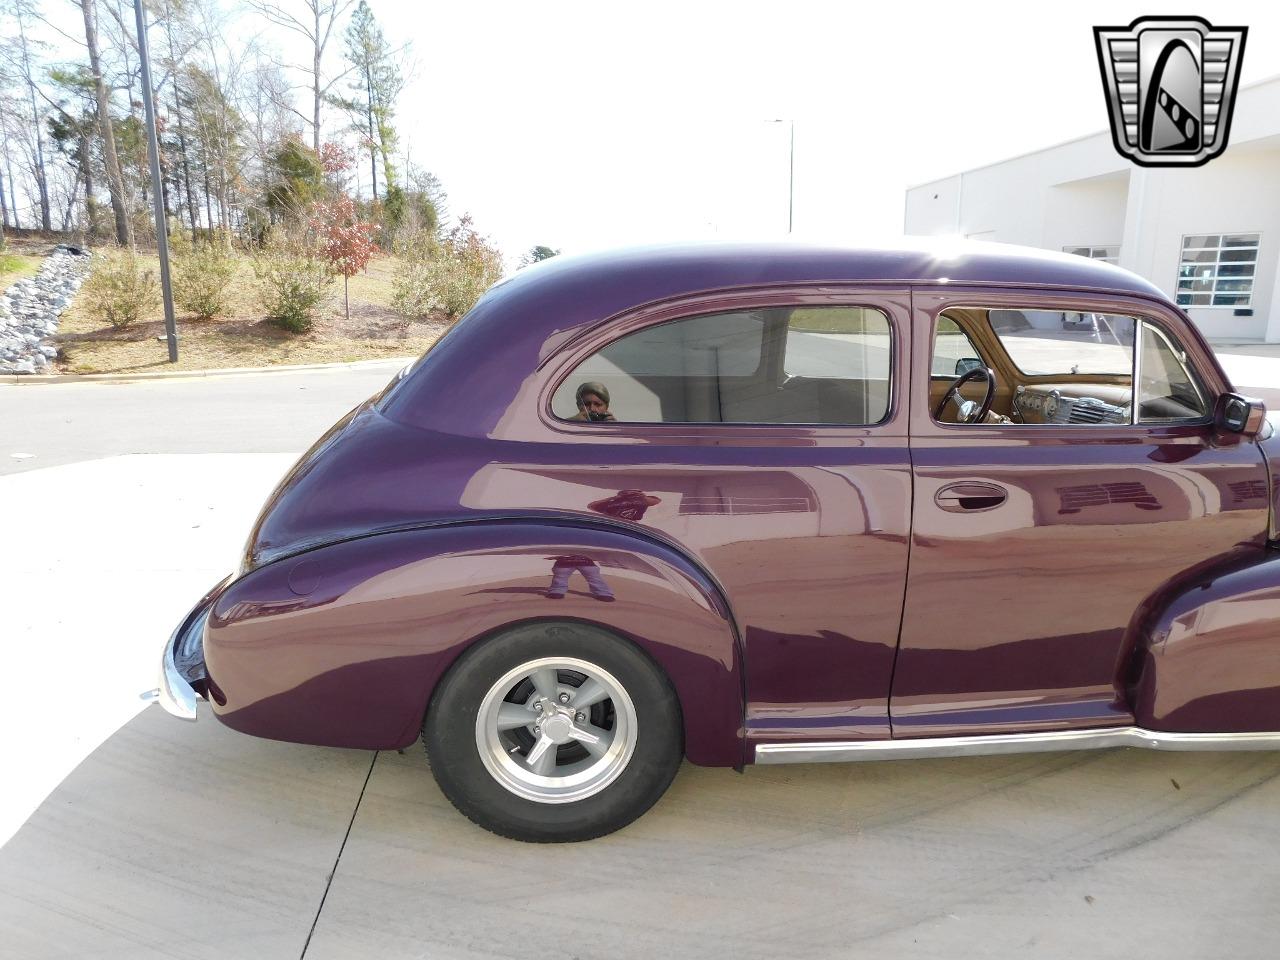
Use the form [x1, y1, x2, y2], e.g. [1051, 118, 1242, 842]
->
[1012, 383, 1131, 425]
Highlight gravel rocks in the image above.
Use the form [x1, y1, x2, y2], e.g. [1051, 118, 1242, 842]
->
[0, 245, 92, 375]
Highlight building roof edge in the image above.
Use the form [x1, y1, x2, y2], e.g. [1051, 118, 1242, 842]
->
[905, 72, 1280, 192]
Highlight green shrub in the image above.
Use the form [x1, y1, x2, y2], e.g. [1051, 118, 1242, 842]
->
[252, 235, 334, 334]
[171, 231, 236, 321]
[389, 229, 439, 318]
[391, 215, 503, 321]
[82, 250, 159, 329]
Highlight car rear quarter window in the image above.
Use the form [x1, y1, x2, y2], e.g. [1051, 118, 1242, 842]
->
[552, 305, 892, 425]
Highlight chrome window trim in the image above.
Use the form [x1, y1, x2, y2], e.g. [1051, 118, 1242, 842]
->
[753, 726, 1280, 764]
[1131, 320, 1142, 424]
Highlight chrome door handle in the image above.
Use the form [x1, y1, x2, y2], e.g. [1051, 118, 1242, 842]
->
[934, 481, 1008, 513]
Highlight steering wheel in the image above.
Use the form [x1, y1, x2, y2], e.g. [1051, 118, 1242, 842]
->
[934, 366, 997, 423]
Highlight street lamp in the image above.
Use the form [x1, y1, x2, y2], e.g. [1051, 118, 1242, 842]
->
[770, 119, 795, 234]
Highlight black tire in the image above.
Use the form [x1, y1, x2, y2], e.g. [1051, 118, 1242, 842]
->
[423, 622, 683, 842]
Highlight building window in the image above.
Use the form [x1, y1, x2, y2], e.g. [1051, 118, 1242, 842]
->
[1177, 233, 1260, 307]
[1064, 245, 1120, 264]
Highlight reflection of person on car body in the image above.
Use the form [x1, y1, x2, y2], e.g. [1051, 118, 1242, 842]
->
[570, 382, 616, 421]
[588, 490, 662, 521]
[545, 555, 615, 601]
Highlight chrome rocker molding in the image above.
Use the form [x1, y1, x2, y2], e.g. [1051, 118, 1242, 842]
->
[753, 726, 1280, 765]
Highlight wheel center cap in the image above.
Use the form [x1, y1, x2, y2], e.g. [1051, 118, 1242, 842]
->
[542, 712, 573, 743]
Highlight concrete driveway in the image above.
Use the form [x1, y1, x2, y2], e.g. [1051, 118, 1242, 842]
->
[3, 355, 1280, 959]
[4, 704, 1280, 959]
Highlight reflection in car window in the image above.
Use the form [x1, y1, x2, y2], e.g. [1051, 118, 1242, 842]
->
[1137, 325, 1208, 422]
[552, 306, 892, 425]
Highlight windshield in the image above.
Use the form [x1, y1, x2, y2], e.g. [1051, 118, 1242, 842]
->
[986, 310, 1136, 376]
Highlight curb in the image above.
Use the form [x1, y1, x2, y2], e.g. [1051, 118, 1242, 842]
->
[2, 355, 417, 386]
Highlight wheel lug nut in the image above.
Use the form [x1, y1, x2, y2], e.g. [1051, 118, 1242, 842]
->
[558, 692, 570, 704]
[575, 712, 586, 723]
[534, 702, 543, 712]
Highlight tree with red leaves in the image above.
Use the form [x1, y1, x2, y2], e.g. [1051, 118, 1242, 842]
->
[309, 143, 379, 320]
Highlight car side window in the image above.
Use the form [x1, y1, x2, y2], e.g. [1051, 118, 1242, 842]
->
[930, 306, 1210, 427]
[552, 305, 892, 425]
[1137, 324, 1208, 422]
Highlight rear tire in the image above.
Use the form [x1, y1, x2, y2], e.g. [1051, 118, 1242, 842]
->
[423, 622, 683, 842]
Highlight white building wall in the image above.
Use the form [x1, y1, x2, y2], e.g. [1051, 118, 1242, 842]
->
[905, 135, 1127, 244]
[905, 76, 1280, 343]
[1136, 147, 1280, 341]
[1043, 173, 1128, 254]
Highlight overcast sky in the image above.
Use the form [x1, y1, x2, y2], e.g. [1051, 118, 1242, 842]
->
[36, 0, 1280, 262]
[367, 0, 1278, 260]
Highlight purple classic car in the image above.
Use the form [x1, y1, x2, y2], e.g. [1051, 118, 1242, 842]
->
[158, 240, 1280, 841]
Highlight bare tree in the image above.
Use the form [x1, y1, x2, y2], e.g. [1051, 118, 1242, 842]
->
[160, 0, 200, 236]
[0, 44, 21, 231]
[0, 95, 28, 229]
[236, 55, 296, 228]
[47, 65, 104, 237]
[249, 0, 355, 154]
[79, 0, 131, 245]
[98, 0, 150, 208]
[2, 0, 52, 230]
[3, 129, 19, 229]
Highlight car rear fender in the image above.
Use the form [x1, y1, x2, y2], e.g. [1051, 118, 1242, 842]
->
[1129, 547, 1280, 732]
[204, 520, 746, 766]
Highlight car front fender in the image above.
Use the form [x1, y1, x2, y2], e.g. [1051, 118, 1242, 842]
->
[204, 520, 745, 765]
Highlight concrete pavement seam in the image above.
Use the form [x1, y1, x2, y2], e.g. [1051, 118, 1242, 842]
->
[300, 750, 380, 960]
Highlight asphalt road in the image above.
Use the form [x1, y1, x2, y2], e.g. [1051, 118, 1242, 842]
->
[3, 356, 1280, 959]
[0, 360, 406, 476]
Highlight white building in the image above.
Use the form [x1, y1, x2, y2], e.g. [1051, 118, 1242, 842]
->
[904, 75, 1280, 343]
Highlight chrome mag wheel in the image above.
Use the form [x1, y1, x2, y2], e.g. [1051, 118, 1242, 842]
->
[475, 656, 639, 803]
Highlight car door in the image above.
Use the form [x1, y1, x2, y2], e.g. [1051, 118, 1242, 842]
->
[514, 288, 914, 747]
[890, 286, 1271, 738]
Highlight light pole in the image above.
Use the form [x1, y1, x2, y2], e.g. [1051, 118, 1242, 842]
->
[770, 119, 795, 234]
[133, 0, 178, 362]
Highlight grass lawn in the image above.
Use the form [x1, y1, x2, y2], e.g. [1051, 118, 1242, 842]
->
[54, 252, 448, 375]
[0, 251, 45, 287]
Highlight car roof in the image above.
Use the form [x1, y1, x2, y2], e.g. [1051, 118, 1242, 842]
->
[381, 239, 1171, 435]
[493, 238, 1167, 304]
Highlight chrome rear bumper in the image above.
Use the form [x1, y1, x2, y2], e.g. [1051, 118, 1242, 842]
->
[159, 609, 205, 719]
[155, 576, 230, 720]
